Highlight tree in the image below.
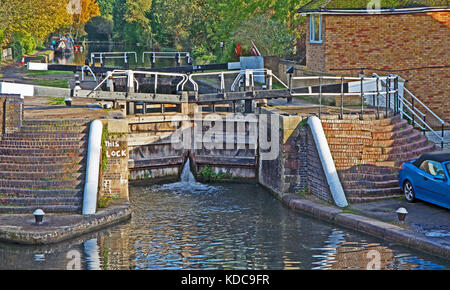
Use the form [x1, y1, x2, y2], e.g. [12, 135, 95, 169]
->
[232, 15, 295, 57]
[71, 0, 101, 39]
[84, 16, 114, 41]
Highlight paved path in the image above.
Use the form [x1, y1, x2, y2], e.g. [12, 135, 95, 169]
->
[426, 130, 450, 151]
[349, 199, 450, 249]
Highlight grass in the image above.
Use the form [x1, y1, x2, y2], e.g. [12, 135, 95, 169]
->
[48, 97, 66, 105]
[28, 78, 69, 88]
[25, 70, 73, 76]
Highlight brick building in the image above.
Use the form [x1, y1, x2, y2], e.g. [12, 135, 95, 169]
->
[299, 0, 449, 124]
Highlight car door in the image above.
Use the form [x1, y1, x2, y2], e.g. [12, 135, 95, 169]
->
[420, 160, 449, 206]
[414, 160, 432, 199]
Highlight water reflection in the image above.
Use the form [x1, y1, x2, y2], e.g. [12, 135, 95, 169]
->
[0, 182, 448, 270]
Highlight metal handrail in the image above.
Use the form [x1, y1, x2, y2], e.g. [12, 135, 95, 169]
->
[373, 73, 445, 148]
[403, 87, 445, 125]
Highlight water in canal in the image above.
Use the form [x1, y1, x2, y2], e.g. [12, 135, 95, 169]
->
[0, 163, 449, 270]
[53, 44, 185, 68]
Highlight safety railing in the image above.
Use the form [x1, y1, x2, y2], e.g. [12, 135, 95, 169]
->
[80, 65, 97, 82]
[86, 69, 188, 98]
[289, 75, 400, 120]
[90, 52, 137, 66]
[189, 69, 287, 95]
[373, 73, 445, 148]
[142, 52, 191, 66]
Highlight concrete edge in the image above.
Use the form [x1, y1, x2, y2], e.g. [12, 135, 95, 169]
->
[0, 204, 132, 245]
[280, 194, 450, 260]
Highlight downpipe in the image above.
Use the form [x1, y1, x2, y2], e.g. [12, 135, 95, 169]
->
[307, 116, 348, 207]
[82, 120, 103, 215]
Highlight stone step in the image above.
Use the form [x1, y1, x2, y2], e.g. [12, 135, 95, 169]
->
[336, 141, 435, 162]
[337, 164, 401, 174]
[0, 162, 83, 172]
[0, 171, 83, 181]
[0, 139, 86, 148]
[342, 179, 399, 189]
[0, 188, 83, 198]
[321, 115, 400, 126]
[371, 130, 423, 147]
[345, 186, 402, 197]
[22, 119, 90, 127]
[326, 136, 373, 145]
[362, 135, 427, 154]
[0, 205, 81, 214]
[347, 194, 404, 203]
[372, 125, 414, 140]
[0, 197, 82, 206]
[339, 172, 398, 182]
[0, 179, 83, 190]
[322, 119, 408, 133]
[0, 155, 84, 164]
[19, 126, 87, 134]
[334, 159, 402, 169]
[0, 147, 86, 156]
[3, 132, 86, 140]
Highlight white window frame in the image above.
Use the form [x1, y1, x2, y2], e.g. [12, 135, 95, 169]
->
[310, 14, 323, 44]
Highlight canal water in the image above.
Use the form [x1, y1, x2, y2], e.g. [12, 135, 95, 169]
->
[53, 44, 185, 68]
[0, 178, 449, 269]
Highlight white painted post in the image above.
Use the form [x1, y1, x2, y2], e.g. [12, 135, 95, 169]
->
[307, 116, 348, 207]
[82, 120, 103, 215]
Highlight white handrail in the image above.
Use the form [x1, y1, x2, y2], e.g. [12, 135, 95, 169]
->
[404, 87, 445, 125]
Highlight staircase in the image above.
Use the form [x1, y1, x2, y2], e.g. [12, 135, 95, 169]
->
[322, 114, 437, 203]
[0, 119, 90, 213]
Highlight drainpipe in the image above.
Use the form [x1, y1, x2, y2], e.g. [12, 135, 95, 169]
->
[82, 120, 103, 215]
[307, 116, 348, 207]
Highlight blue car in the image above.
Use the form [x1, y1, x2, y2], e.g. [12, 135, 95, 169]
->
[398, 151, 450, 209]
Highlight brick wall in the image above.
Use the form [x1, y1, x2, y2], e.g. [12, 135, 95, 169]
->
[306, 12, 450, 123]
[0, 94, 23, 134]
[259, 109, 333, 203]
[306, 15, 326, 72]
[99, 119, 129, 200]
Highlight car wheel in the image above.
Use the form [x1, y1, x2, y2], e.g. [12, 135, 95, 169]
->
[403, 180, 416, 202]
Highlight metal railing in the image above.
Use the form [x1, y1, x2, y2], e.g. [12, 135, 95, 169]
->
[289, 75, 399, 120]
[90, 52, 138, 66]
[188, 69, 288, 95]
[373, 73, 445, 148]
[142, 52, 191, 65]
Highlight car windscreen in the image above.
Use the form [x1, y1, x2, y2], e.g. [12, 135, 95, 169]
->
[447, 163, 450, 177]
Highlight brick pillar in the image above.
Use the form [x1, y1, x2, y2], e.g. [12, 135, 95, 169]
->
[0, 94, 23, 134]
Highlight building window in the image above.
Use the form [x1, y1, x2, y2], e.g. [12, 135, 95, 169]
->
[310, 15, 322, 43]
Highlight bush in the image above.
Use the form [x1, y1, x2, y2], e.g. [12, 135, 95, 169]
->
[197, 165, 232, 182]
